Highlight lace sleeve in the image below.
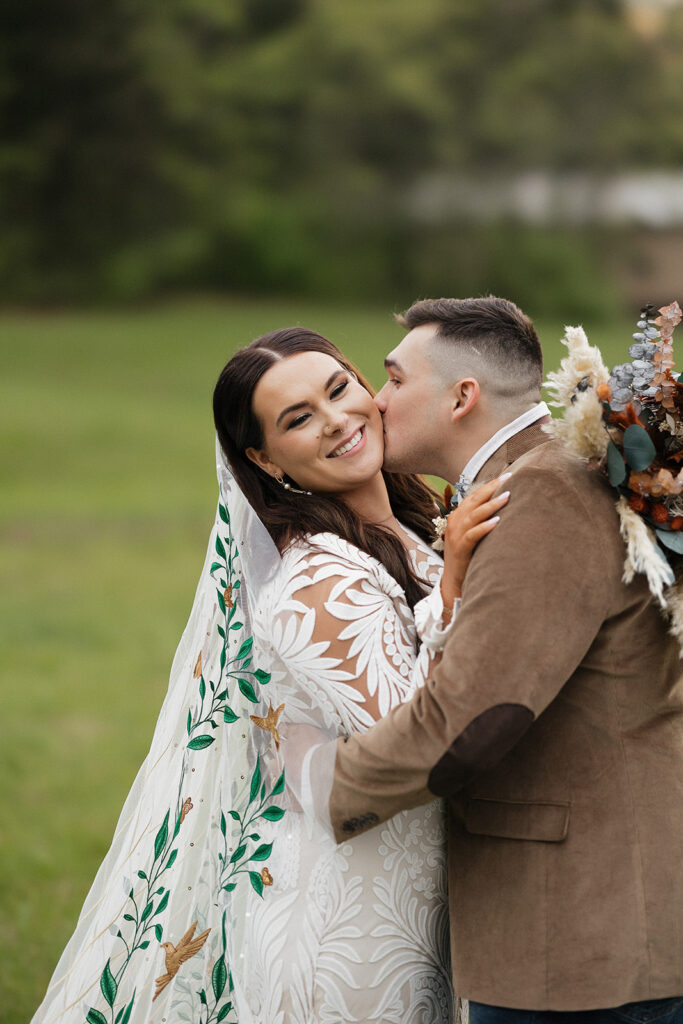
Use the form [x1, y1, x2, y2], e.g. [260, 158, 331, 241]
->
[274, 536, 441, 730]
[271, 534, 450, 833]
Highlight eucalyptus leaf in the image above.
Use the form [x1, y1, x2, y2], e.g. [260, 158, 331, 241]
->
[655, 529, 683, 556]
[606, 441, 627, 487]
[623, 423, 656, 471]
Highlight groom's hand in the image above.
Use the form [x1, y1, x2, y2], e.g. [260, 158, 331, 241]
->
[441, 474, 511, 613]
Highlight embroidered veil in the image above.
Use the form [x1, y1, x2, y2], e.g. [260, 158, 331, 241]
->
[32, 443, 299, 1024]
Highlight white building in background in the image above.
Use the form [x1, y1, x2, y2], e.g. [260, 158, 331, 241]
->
[410, 172, 683, 229]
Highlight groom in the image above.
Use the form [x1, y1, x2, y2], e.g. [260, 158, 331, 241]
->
[328, 297, 683, 1022]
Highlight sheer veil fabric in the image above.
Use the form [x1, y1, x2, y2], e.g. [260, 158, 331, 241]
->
[33, 443, 459, 1024]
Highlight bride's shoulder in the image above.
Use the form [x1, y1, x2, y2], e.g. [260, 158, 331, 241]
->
[282, 531, 379, 576]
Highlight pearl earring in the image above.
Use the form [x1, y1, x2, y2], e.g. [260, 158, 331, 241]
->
[274, 472, 312, 496]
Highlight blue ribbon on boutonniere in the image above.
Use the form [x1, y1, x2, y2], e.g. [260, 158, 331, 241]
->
[450, 478, 470, 508]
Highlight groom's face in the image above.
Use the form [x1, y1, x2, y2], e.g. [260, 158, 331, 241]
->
[376, 324, 450, 476]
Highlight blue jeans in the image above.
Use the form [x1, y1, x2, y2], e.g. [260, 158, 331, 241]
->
[468, 996, 683, 1024]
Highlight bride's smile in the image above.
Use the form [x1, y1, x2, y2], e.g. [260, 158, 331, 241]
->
[246, 349, 384, 495]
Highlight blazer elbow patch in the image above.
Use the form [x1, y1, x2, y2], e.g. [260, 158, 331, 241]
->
[427, 703, 534, 797]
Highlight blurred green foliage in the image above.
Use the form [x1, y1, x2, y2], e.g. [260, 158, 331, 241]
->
[0, 299, 633, 1020]
[3, 0, 683, 312]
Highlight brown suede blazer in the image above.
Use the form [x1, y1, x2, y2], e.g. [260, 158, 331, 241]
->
[329, 422, 683, 1011]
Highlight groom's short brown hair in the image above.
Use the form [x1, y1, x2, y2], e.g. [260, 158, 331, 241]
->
[396, 295, 543, 388]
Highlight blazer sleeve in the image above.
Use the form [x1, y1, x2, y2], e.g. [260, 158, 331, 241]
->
[329, 462, 615, 841]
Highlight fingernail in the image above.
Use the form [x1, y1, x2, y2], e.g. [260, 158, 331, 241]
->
[491, 515, 500, 524]
[497, 490, 510, 500]
[499, 472, 512, 482]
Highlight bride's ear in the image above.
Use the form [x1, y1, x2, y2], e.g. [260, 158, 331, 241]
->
[245, 446, 281, 480]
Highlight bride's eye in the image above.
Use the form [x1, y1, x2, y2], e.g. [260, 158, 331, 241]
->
[330, 380, 349, 399]
[287, 412, 310, 429]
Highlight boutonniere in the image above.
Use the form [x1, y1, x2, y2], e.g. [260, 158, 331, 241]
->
[431, 484, 454, 552]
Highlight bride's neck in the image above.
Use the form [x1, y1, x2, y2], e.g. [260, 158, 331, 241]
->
[336, 471, 395, 526]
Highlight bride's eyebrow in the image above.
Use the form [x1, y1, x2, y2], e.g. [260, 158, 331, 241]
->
[275, 369, 347, 427]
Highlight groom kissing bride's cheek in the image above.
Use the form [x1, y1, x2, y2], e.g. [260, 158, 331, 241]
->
[328, 296, 683, 1024]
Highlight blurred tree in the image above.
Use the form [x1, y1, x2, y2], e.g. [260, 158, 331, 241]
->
[1, 0, 683, 308]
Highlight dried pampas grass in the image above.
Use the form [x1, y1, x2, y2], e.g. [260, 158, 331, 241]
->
[616, 496, 674, 607]
[544, 325, 610, 409]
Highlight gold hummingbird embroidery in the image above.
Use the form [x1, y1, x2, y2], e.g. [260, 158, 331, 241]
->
[224, 585, 233, 609]
[153, 921, 211, 1001]
[193, 652, 202, 679]
[261, 867, 273, 886]
[250, 702, 285, 750]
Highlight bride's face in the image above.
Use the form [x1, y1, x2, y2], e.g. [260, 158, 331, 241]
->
[246, 350, 385, 494]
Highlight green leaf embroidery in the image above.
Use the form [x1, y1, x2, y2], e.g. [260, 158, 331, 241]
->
[230, 843, 247, 864]
[154, 923, 163, 941]
[100, 959, 117, 1007]
[220, 812, 227, 836]
[217, 1004, 233, 1022]
[261, 805, 285, 821]
[215, 536, 226, 559]
[238, 678, 258, 703]
[210, 561, 222, 574]
[199, 678, 206, 700]
[254, 668, 271, 685]
[154, 812, 170, 861]
[237, 637, 253, 660]
[224, 706, 238, 723]
[220, 647, 226, 669]
[251, 842, 273, 862]
[166, 848, 178, 869]
[223, 882, 237, 892]
[153, 890, 170, 917]
[121, 991, 136, 1024]
[186, 709, 192, 735]
[188, 734, 215, 750]
[271, 770, 285, 796]
[249, 759, 261, 803]
[199, 989, 208, 1006]
[212, 957, 228, 1000]
[140, 901, 153, 922]
[219, 504, 229, 524]
[217, 589, 226, 614]
[249, 871, 264, 897]
[86, 1010, 108, 1024]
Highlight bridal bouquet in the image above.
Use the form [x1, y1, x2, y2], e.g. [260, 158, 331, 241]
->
[544, 300, 683, 647]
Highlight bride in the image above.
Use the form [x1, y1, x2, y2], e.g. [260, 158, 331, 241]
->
[32, 327, 507, 1024]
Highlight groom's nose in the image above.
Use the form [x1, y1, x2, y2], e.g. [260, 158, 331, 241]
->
[374, 387, 388, 413]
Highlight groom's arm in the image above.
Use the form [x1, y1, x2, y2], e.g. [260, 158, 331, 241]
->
[329, 461, 615, 842]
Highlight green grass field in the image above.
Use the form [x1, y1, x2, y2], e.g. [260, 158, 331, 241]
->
[0, 297, 631, 1021]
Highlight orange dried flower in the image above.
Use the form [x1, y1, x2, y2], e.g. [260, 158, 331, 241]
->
[671, 517, 683, 531]
[596, 383, 611, 401]
[651, 503, 670, 524]
[628, 494, 649, 514]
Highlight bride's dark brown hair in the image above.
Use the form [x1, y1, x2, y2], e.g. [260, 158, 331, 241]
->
[213, 327, 439, 609]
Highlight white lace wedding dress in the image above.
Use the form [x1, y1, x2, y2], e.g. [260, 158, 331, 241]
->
[31, 480, 457, 1024]
[240, 527, 456, 1024]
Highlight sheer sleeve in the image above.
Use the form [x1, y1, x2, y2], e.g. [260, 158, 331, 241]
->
[269, 534, 455, 832]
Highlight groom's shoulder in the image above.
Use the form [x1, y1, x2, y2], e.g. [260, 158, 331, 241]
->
[505, 437, 621, 539]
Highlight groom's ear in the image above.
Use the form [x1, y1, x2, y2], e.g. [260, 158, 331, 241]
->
[245, 446, 281, 479]
[450, 377, 481, 422]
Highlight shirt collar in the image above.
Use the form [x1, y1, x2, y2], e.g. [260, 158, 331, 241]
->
[455, 401, 550, 494]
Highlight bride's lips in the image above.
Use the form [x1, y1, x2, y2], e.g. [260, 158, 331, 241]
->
[326, 425, 367, 459]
